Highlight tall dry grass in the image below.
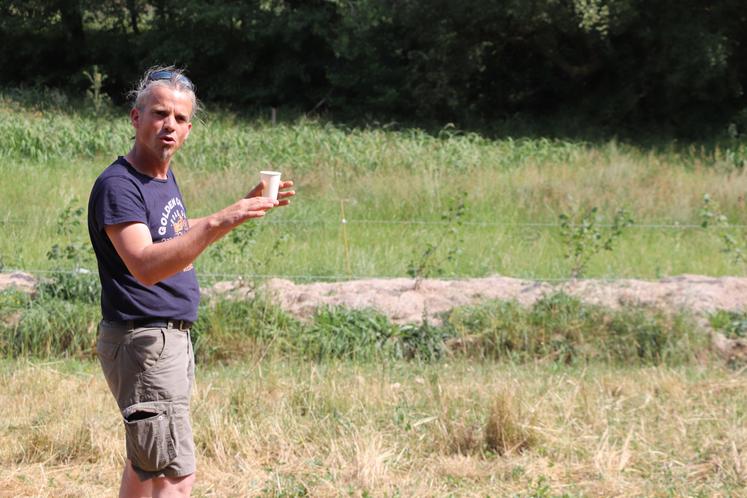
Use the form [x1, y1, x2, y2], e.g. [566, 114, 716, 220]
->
[1, 359, 746, 497]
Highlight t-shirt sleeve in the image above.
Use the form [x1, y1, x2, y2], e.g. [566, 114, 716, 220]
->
[93, 175, 148, 230]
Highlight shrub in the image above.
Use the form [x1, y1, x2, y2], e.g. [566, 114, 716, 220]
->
[709, 310, 747, 339]
[36, 271, 100, 304]
[1, 297, 99, 358]
[443, 292, 703, 365]
[191, 296, 299, 363]
[298, 306, 396, 361]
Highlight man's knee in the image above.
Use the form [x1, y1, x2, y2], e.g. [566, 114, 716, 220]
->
[153, 472, 195, 497]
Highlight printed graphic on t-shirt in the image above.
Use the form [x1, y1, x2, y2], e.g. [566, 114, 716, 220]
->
[158, 196, 193, 272]
[158, 197, 186, 236]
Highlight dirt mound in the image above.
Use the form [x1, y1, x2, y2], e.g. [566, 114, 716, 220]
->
[206, 274, 747, 324]
[0, 272, 36, 295]
[4, 271, 746, 324]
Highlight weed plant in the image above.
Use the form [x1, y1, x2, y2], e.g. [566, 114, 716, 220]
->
[700, 193, 747, 267]
[709, 310, 747, 339]
[559, 207, 634, 278]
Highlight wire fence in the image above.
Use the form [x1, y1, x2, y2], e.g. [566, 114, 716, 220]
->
[1, 216, 743, 230]
[0, 267, 721, 284]
[2, 209, 743, 283]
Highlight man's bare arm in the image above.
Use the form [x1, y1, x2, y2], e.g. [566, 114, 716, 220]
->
[106, 196, 278, 286]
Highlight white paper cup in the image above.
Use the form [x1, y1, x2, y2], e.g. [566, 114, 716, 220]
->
[260, 170, 281, 200]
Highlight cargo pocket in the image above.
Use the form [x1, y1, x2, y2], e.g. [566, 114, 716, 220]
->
[123, 401, 177, 472]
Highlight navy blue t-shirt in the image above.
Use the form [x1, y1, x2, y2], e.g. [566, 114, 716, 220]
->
[87, 157, 200, 322]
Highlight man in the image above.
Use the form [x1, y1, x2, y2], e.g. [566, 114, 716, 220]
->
[87, 66, 294, 497]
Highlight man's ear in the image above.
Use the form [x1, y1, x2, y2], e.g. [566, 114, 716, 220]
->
[184, 122, 192, 141]
[130, 107, 139, 129]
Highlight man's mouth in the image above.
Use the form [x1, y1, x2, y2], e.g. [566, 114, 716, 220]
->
[159, 135, 176, 144]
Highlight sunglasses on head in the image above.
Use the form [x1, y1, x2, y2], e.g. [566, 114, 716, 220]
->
[147, 70, 194, 91]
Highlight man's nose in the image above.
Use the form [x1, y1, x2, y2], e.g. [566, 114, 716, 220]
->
[162, 114, 175, 130]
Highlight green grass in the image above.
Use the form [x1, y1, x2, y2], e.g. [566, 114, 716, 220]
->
[0, 283, 708, 366]
[1, 89, 747, 280]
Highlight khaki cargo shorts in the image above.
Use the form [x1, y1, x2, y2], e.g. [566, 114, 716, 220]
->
[96, 320, 196, 481]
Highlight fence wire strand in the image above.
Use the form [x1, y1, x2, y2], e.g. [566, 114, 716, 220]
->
[0, 267, 688, 284]
[2, 210, 743, 282]
[3, 216, 745, 229]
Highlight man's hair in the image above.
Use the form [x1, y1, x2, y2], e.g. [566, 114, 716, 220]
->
[128, 65, 200, 119]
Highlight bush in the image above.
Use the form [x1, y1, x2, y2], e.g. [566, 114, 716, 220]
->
[298, 306, 396, 361]
[36, 271, 100, 304]
[191, 295, 299, 363]
[709, 310, 747, 339]
[443, 292, 704, 365]
[0, 295, 99, 359]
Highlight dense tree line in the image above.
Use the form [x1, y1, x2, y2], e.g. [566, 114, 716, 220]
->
[1, 0, 746, 133]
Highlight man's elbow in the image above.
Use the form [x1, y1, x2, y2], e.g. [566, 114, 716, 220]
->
[129, 265, 160, 287]
[137, 275, 160, 287]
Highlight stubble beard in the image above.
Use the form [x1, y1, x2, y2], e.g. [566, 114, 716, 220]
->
[157, 144, 176, 163]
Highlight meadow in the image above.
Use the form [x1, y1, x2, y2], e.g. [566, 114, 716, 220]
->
[2, 90, 747, 496]
[2, 359, 747, 497]
[2, 89, 747, 280]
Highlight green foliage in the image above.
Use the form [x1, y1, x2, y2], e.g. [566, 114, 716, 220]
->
[709, 310, 747, 339]
[82, 65, 110, 113]
[0, 291, 99, 359]
[392, 319, 449, 361]
[1, 1, 745, 132]
[41, 198, 99, 303]
[205, 221, 290, 282]
[36, 271, 100, 304]
[2, 100, 746, 280]
[407, 192, 467, 287]
[0, 198, 100, 357]
[700, 193, 747, 266]
[300, 306, 396, 362]
[46, 198, 93, 270]
[559, 207, 634, 278]
[444, 292, 702, 365]
[191, 295, 299, 363]
[194, 301, 448, 363]
[0, 289, 706, 364]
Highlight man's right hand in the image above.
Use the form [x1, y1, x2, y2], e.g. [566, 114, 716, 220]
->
[245, 179, 295, 206]
[212, 196, 279, 230]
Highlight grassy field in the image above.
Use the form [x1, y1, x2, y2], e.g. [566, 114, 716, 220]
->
[2, 359, 746, 497]
[2, 90, 747, 280]
[2, 89, 747, 497]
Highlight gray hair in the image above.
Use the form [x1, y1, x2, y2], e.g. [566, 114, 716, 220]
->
[128, 65, 200, 119]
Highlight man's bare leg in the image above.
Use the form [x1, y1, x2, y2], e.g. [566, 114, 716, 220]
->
[152, 473, 195, 497]
[119, 459, 195, 498]
[119, 459, 152, 498]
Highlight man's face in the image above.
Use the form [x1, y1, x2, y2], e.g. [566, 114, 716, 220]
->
[131, 85, 193, 163]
